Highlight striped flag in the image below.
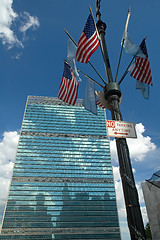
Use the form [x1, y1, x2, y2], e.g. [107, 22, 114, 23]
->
[58, 62, 79, 105]
[95, 91, 107, 109]
[130, 39, 152, 85]
[96, 100, 105, 109]
[76, 14, 99, 63]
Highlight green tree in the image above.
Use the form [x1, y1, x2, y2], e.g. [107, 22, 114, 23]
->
[145, 222, 152, 240]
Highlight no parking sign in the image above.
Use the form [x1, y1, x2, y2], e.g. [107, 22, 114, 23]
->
[106, 120, 137, 138]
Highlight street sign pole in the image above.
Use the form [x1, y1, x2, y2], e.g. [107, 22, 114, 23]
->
[96, 1, 146, 239]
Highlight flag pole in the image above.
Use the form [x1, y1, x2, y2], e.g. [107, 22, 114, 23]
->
[64, 29, 106, 85]
[89, 5, 100, 40]
[118, 57, 134, 85]
[115, 6, 131, 82]
[78, 69, 104, 88]
[64, 29, 77, 46]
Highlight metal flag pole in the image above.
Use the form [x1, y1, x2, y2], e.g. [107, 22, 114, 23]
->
[118, 57, 134, 85]
[95, 1, 146, 239]
[77, 69, 104, 88]
[115, 6, 131, 82]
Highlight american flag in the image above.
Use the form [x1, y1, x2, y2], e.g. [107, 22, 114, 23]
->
[58, 62, 79, 105]
[130, 39, 152, 85]
[76, 14, 99, 63]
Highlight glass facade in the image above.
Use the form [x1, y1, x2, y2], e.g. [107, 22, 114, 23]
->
[0, 96, 121, 239]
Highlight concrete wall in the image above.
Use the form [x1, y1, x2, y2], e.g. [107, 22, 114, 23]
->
[141, 181, 160, 240]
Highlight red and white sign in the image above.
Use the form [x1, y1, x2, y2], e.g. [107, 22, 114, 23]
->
[106, 120, 137, 138]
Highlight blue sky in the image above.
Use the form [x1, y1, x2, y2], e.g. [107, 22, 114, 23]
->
[0, 0, 160, 239]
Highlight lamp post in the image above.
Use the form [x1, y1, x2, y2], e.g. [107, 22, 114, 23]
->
[96, 1, 146, 239]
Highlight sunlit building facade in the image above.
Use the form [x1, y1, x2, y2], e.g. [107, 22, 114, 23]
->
[0, 96, 121, 239]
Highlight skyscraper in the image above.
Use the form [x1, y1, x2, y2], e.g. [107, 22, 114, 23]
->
[0, 96, 121, 239]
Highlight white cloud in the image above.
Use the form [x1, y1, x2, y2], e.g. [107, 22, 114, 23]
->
[0, 131, 19, 223]
[110, 123, 156, 162]
[113, 166, 129, 238]
[0, 0, 20, 47]
[19, 12, 40, 33]
[141, 206, 148, 226]
[0, 131, 19, 165]
[113, 166, 135, 219]
[0, 0, 39, 49]
[128, 123, 156, 161]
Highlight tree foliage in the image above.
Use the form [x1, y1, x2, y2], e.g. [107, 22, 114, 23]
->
[145, 222, 152, 240]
